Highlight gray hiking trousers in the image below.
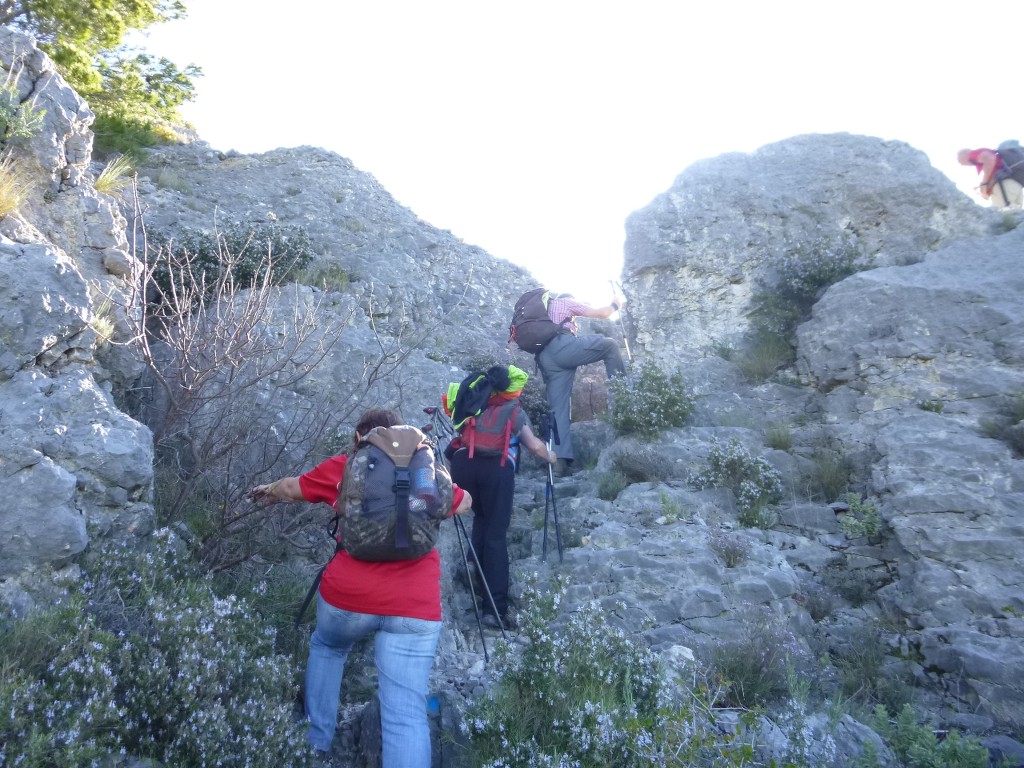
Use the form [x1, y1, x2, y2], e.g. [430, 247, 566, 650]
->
[537, 333, 625, 463]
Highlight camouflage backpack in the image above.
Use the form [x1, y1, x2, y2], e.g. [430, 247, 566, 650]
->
[335, 425, 453, 561]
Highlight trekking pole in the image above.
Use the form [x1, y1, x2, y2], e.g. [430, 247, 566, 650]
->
[422, 413, 508, 649]
[609, 279, 633, 363]
[541, 413, 564, 563]
[427, 411, 508, 639]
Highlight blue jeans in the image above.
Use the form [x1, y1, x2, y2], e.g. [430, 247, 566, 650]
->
[305, 594, 441, 767]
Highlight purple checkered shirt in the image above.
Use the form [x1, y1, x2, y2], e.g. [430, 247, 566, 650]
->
[546, 295, 592, 335]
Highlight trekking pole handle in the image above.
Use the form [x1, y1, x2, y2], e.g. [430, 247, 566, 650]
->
[609, 279, 625, 307]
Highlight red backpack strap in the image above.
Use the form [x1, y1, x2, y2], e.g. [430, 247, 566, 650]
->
[467, 416, 476, 458]
[498, 405, 520, 467]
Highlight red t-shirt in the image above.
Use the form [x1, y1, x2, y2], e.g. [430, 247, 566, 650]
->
[298, 454, 464, 622]
[967, 148, 1005, 184]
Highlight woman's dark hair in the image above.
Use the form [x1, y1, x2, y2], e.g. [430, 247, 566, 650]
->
[355, 408, 400, 436]
[485, 365, 511, 391]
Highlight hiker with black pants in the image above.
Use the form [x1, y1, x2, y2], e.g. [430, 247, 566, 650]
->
[537, 290, 627, 475]
[250, 408, 471, 767]
[444, 366, 555, 628]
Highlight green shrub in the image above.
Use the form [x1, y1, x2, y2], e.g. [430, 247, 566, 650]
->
[598, 469, 630, 500]
[833, 624, 911, 713]
[0, 152, 31, 219]
[869, 704, 990, 768]
[838, 493, 883, 539]
[92, 113, 170, 159]
[707, 608, 809, 708]
[691, 438, 783, 526]
[300, 261, 351, 292]
[0, 529, 313, 767]
[658, 492, 687, 523]
[94, 153, 135, 197]
[735, 331, 795, 383]
[211, 567, 315, 644]
[1, 79, 46, 141]
[798, 581, 836, 623]
[980, 393, 1024, 457]
[149, 221, 316, 303]
[764, 422, 793, 451]
[460, 578, 783, 767]
[153, 164, 191, 192]
[462, 579, 664, 766]
[707, 525, 751, 567]
[608, 360, 694, 438]
[807, 448, 851, 503]
[751, 233, 868, 338]
[611, 444, 675, 483]
[461, 577, 807, 766]
[822, 556, 885, 607]
[994, 212, 1020, 234]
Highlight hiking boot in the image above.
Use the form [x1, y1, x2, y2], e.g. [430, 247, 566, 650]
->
[555, 459, 576, 477]
[481, 611, 515, 631]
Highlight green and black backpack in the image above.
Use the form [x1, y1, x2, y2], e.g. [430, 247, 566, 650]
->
[444, 365, 528, 467]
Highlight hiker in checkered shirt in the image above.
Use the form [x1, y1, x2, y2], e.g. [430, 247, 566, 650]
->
[537, 290, 627, 475]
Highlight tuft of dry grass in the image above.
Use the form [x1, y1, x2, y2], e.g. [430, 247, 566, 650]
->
[94, 154, 135, 197]
[0, 152, 31, 218]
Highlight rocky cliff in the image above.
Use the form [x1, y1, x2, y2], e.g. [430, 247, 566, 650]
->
[2, 26, 1023, 765]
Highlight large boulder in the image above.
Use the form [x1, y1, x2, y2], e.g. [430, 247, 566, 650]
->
[622, 133, 995, 367]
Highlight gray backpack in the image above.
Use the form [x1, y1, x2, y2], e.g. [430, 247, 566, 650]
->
[997, 140, 1024, 185]
[335, 425, 453, 561]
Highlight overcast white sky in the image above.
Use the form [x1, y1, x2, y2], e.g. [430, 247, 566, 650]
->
[136, 1, 1021, 304]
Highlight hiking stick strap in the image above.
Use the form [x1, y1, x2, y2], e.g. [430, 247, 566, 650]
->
[295, 565, 325, 628]
[393, 467, 411, 549]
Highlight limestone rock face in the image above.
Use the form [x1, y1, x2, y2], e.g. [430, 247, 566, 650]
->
[605, 135, 1024, 734]
[794, 228, 1024, 729]
[128, 141, 535, 370]
[623, 133, 992, 366]
[0, 30, 153, 595]
[7, 22, 1024, 756]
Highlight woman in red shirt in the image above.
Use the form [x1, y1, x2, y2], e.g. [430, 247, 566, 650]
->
[252, 408, 470, 766]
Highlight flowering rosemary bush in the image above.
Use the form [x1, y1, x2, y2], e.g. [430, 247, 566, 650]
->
[462, 578, 667, 767]
[691, 439, 783, 527]
[0, 529, 312, 768]
[751, 233, 868, 337]
[707, 525, 752, 568]
[608, 360, 695, 438]
[461, 579, 827, 767]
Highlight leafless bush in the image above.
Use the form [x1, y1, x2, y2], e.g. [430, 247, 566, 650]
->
[108, 185, 468, 572]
